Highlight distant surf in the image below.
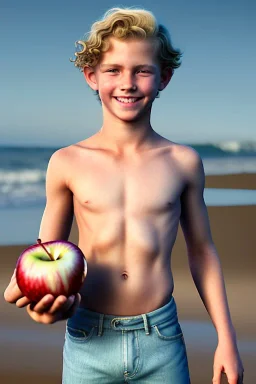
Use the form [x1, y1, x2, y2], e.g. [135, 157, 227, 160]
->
[0, 141, 255, 210]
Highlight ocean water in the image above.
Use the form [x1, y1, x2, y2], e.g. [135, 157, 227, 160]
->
[0, 141, 255, 245]
[0, 141, 256, 211]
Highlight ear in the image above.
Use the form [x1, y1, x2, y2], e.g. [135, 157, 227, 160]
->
[158, 67, 173, 91]
[83, 66, 98, 91]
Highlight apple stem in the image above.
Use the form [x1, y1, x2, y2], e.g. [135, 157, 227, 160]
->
[37, 238, 55, 261]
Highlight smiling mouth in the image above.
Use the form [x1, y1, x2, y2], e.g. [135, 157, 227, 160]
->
[114, 97, 143, 104]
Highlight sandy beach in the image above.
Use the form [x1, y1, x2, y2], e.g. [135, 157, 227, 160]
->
[1, 173, 255, 383]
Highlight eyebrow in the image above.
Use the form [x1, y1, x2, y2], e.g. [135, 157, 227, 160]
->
[100, 64, 157, 70]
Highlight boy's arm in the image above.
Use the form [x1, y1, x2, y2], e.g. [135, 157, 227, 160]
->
[4, 148, 80, 323]
[179, 148, 244, 384]
[38, 149, 74, 241]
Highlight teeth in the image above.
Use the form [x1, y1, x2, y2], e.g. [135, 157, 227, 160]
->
[116, 97, 140, 103]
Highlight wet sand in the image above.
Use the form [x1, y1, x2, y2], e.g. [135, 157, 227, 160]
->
[205, 173, 256, 190]
[0, 173, 255, 383]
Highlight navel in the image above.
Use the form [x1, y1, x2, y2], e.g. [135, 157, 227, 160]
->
[121, 272, 129, 280]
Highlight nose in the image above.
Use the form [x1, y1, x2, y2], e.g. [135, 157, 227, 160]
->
[119, 73, 137, 91]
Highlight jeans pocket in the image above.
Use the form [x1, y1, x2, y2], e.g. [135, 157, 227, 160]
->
[153, 320, 183, 341]
[66, 324, 96, 343]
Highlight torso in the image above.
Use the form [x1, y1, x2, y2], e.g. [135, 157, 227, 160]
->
[66, 134, 187, 315]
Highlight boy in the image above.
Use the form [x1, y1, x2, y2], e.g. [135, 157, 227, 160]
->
[4, 7, 244, 384]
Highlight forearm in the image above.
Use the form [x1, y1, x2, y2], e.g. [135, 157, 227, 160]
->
[188, 243, 237, 344]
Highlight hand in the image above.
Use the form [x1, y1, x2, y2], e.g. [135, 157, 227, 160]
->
[4, 268, 24, 304]
[4, 268, 81, 324]
[212, 341, 244, 384]
[26, 293, 81, 324]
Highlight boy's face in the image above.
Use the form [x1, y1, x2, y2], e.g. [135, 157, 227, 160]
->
[84, 37, 172, 122]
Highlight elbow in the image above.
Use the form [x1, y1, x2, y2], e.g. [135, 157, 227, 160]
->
[187, 241, 218, 266]
[188, 240, 216, 256]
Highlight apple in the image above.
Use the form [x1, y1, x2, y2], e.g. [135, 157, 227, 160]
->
[16, 238, 87, 302]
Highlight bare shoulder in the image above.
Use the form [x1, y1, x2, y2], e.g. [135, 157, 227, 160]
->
[48, 145, 73, 168]
[66, 136, 98, 153]
[170, 142, 204, 182]
[51, 139, 97, 187]
[46, 145, 76, 190]
[171, 143, 202, 166]
[51, 136, 99, 167]
[54, 138, 92, 159]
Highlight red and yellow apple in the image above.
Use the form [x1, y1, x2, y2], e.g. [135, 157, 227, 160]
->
[16, 238, 87, 302]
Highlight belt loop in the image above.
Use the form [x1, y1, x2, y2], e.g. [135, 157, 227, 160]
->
[98, 314, 104, 336]
[142, 314, 150, 335]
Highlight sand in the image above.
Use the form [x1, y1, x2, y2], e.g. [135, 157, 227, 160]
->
[205, 173, 256, 190]
[0, 173, 255, 383]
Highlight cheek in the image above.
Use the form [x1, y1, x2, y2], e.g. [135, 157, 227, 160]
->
[141, 79, 158, 94]
[100, 78, 115, 92]
[98, 80, 116, 100]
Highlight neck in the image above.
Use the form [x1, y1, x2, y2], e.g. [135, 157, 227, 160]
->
[96, 123, 157, 155]
[97, 107, 158, 155]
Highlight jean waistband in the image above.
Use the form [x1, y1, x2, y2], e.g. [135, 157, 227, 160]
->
[67, 296, 177, 336]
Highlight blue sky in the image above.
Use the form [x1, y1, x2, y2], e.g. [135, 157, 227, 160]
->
[1, 0, 255, 146]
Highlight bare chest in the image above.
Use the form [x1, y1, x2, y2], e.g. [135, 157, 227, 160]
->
[68, 147, 184, 217]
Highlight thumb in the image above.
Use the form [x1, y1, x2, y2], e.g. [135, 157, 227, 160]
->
[74, 293, 81, 307]
[65, 293, 81, 319]
[73, 293, 81, 310]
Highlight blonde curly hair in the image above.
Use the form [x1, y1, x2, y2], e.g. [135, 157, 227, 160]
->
[70, 7, 182, 71]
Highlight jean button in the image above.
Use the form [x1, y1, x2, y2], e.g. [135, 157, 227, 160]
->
[111, 319, 120, 327]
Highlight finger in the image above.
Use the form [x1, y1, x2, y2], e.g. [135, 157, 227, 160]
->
[16, 296, 31, 308]
[49, 293, 81, 316]
[225, 372, 238, 384]
[212, 367, 222, 384]
[49, 293, 80, 319]
[26, 304, 49, 324]
[64, 293, 81, 319]
[226, 377, 238, 384]
[47, 295, 73, 314]
[29, 294, 55, 313]
[27, 293, 81, 324]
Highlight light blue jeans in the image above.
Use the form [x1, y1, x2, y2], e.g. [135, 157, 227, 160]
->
[62, 296, 190, 383]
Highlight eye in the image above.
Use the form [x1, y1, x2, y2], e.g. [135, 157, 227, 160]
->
[106, 69, 118, 73]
